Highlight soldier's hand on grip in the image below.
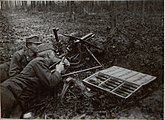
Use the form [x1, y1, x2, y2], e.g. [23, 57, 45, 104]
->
[63, 58, 70, 67]
[56, 62, 64, 74]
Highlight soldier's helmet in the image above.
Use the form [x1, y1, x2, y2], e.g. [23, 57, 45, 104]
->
[26, 35, 42, 45]
[37, 43, 55, 53]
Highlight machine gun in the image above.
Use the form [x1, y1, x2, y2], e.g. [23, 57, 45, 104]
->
[51, 28, 104, 100]
[52, 28, 103, 77]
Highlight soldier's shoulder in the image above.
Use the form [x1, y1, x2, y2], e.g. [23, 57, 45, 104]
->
[11, 49, 25, 61]
[31, 57, 45, 63]
[13, 49, 24, 56]
[29, 57, 46, 67]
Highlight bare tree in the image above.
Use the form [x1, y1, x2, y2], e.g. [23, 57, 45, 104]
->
[141, 0, 145, 24]
[67, 1, 76, 21]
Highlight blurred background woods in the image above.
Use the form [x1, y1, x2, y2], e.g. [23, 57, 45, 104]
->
[0, 0, 164, 24]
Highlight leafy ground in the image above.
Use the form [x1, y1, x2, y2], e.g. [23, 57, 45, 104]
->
[0, 9, 163, 119]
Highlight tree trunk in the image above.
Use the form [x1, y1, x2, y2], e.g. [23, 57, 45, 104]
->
[126, 1, 129, 11]
[111, 1, 117, 28]
[22, 1, 27, 10]
[68, 1, 75, 21]
[141, 0, 145, 24]
[0, 1, 3, 10]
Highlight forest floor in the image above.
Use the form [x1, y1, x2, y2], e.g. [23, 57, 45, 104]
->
[0, 9, 164, 119]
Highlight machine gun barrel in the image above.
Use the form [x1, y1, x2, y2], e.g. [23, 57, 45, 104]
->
[62, 33, 103, 51]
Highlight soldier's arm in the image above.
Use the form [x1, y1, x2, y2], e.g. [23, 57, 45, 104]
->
[9, 52, 22, 77]
[33, 59, 62, 87]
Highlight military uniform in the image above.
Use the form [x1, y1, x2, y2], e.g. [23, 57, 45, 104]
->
[0, 48, 34, 83]
[9, 48, 36, 77]
[0, 61, 10, 83]
[1, 43, 63, 118]
[0, 35, 41, 83]
[9, 35, 41, 77]
[1, 57, 62, 118]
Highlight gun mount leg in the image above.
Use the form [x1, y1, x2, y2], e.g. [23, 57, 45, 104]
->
[59, 77, 93, 101]
[59, 78, 72, 100]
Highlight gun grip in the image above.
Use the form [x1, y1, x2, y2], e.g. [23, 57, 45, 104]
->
[53, 28, 59, 42]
